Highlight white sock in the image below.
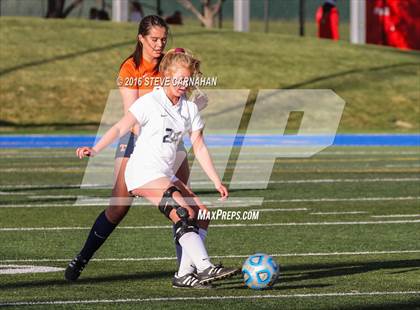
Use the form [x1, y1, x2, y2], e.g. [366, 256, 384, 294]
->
[174, 225, 207, 264]
[178, 232, 212, 273]
[177, 228, 208, 277]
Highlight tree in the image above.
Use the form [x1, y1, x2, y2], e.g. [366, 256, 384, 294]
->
[45, 0, 84, 18]
[177, 0, 223, 29]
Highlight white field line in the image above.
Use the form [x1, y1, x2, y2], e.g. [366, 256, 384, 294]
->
[216, 150, 420, 156]
[0, 177, 418, 190]
[1, 195, 418, 208]
[0, 184, 80, 189]
[3, 197, 265, 207]
[371, 214, 420, 218]
[1, 291, 420, 307]
[386, 164, 420, 168]
[3, 157, 419, 167]
[0, 191, 30, 196]
[319, 150, 420, 155]
[0, 204, 74, 208]
[250, 208, 308, 212]
[311, 211, 368, 215]
[2, 149, 419, 155]
[2, 150, 419, 156]
[4, 166, 420, 173]
[1, 196, 419, 208]
[262, 197, 420, 203]
[0, 168, 84, 172]
[27, 195, 78, 199]
[2, 250, 420, 264]
[192, 178, 420, 185]
[0, 265, 64, 274]
[1, 220, 420, 232]
[0, 155, 74, 159]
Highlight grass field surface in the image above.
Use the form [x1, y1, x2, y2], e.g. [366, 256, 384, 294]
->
[0, 17, 419, 132]
[0, 145, 419, 309]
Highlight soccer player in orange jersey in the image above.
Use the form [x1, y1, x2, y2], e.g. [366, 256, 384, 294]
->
[65, 16, 206, 282]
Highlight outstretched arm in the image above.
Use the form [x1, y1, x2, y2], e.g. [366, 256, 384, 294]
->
[76, 112, 138, 158]
[190, 87, 208, 111]
[120, 87, 140, 135]
[190, 130, 228, 199]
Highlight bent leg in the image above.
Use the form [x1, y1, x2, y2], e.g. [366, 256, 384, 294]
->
[79, 158, 132, 261]
[131, 177, 196, 220]
[173, 180, 210, 275]
[174, 180, 210, 229]
[65, 131, 137, 282]
[131, 179, 213, 272]
[106, 157, 133, 224]
[174, 151, 190, 185]
[172, 154, 191, 263]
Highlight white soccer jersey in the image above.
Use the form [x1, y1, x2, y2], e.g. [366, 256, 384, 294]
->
[125, 87, 204, 191]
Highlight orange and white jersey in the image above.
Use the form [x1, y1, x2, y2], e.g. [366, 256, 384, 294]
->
[117, 57, 161, 96]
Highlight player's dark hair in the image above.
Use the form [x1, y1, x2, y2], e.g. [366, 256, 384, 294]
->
[322, 2, 335, 14]
[121, 15, 169, 69]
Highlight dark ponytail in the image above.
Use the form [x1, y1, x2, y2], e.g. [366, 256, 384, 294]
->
[121, 15, 169, 69]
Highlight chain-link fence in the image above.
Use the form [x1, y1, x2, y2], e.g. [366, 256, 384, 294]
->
[0, 0, 350, 40]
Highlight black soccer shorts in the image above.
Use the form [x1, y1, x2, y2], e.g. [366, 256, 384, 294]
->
[114, 131, 138, 158]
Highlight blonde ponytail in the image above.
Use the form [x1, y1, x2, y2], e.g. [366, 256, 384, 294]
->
[159, 48, 201, 77]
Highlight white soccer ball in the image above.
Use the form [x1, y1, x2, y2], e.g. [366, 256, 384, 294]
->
[242, 253, 279, 289]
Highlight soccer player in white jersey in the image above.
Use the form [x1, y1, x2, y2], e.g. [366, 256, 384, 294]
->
[75, 48, 239, 288]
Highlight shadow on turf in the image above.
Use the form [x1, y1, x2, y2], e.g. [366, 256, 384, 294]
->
[0, 270, 173, 290]
[282, 62, 420, 89]
[280, 259, 420, 282]
[335, 301, 420, 310]
[0, 31, 217, 77]
[213, 278, 331, 290]
[388, 268, 420, 275]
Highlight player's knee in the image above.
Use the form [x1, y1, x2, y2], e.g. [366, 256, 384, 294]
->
[195, 205, 210, 228]
[158, 186, 186, 219]
[105, 206, 129, 224]
[183, 205, 196, 219]
[198, 216, 210, 227]
[111, 184, 129, 198]
[198, 205, 209, 214]
[198, 208, 210, 225]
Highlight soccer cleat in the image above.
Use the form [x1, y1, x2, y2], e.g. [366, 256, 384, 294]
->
[64, 255, 88, 282]
[197, 264, 240, 284]
[172, 273, 213, 289]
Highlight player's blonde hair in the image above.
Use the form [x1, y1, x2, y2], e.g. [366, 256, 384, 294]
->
[159, 48, 201, 77]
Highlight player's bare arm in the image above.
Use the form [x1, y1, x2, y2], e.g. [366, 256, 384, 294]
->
[190, 129, 228, 199]
[119, 87, 141, 135]
[76, 112, 138, 158]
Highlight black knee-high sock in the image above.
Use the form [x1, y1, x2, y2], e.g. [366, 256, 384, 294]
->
[79, 211, 117, 261]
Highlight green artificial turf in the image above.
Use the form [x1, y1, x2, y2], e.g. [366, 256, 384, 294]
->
[0, 146, 419, 309]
